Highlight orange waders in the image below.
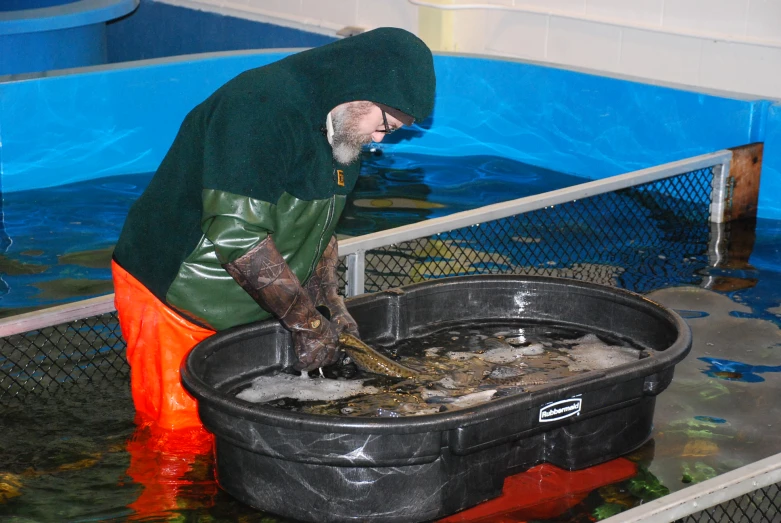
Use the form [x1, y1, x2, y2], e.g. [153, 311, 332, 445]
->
[113, 261, 218, 516]
[112, 260, 215, 431]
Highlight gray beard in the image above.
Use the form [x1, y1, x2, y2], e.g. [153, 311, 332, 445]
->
[331, 103, 373, 164]
[332, 140, 363, 165]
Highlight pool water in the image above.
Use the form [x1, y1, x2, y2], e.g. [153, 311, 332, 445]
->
[0, 151, 583, 318]
[1, 151, 781, 521]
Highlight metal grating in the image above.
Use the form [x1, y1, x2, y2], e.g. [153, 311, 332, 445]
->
[0, 312, 128, 405]
[678, 482, 781, 523]
[343, 167, 714, 296]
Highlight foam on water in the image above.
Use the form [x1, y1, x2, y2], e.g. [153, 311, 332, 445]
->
[477, 340, 546, 363]
[449, 389, 497, 408]
[557, 333, 640, 372]
[236, 372, 379, 404]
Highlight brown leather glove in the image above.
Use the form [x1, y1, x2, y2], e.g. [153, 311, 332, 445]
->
[304, 235, 360, 338]
[223, 236, 339, 371]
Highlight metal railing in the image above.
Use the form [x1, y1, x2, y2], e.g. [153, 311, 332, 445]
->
[338, 150, 731, 296]
[603, 451, 781, 523]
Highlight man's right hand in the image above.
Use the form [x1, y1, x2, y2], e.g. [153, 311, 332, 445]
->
[291, 315, 340, 371]
[222, 235, 343, 372]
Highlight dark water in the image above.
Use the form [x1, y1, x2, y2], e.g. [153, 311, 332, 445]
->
[0, 152, 582, 317]
[1, 152, 781, 521]
[236, 322, 642, 418]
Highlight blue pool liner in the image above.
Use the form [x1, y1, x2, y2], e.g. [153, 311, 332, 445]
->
[0, 50, 779, 219]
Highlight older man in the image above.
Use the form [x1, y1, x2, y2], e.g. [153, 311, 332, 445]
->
[112, 27, 436, 431]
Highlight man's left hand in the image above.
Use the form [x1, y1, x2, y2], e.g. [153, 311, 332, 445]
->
[326, 296, 360, 338]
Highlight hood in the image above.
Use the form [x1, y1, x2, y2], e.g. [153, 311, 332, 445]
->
[280, 27, 436, 124]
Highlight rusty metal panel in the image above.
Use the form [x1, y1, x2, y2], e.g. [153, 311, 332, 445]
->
[727, 143, 764, 222]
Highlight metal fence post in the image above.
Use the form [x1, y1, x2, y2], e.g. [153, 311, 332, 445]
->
[346, 250, 366, 297]
[710, 142, 764, 224]
[709, 160, 731, 224]
[704, 143, 763, 292]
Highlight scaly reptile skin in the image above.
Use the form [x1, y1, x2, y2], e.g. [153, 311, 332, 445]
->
[338, 333, 420, 379]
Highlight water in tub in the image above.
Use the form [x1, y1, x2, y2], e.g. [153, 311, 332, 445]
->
[235, 322, 644, 417]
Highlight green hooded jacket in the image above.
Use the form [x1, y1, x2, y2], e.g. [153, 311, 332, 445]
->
[113, 27, 436, 331]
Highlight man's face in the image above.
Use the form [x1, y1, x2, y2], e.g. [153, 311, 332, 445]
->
[331, 102, 405, 164]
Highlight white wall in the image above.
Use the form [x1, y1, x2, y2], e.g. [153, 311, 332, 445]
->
[455, 0, 781, 100]
[158, 0, 418, 35]
[157, 0, 781, 100]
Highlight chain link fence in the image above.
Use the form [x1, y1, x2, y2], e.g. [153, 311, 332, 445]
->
[0, 311, 127, 405]
[339, 166, 715, 296]
[679, 482, 781, 523]
[602, 451, 781, 523]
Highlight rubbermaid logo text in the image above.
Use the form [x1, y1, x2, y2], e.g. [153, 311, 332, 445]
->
[538, 398, 582, 422]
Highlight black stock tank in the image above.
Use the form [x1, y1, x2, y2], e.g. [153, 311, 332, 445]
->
[181, 275, 691, 523]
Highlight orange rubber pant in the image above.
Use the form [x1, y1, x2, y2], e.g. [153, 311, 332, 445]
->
[112, 260, 216, 431]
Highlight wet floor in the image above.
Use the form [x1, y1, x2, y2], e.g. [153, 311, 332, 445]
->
[1, 154, 780, 521]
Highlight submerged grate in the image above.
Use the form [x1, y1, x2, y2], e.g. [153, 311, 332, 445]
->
[678, 482, 781, 523]
[0, 312, 128, 405]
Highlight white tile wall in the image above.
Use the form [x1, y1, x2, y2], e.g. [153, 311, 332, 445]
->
[547, 16, 622, 72]
[700, 39, 781, 98]
[515, 0, 586, 16]
[243, 0, 303, 17]
[746, 0, 781, 43]
[157, 0, 781, 99]
[453, 0, 512, 4]
[662, 0, 750, 37]
[219, 0, 245, 8]
[300, 0, 358, 27]
[356, 0, 418, 33]
[483, 10, 548, 60]
[451, 9, 487, 52]
[585, 0, 663, 27]
[620, 28, 702, 85]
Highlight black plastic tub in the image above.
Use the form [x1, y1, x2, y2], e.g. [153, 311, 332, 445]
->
[182, 275, 691, 523]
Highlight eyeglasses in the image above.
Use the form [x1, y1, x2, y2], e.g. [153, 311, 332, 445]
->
[378, 110, 398, 135]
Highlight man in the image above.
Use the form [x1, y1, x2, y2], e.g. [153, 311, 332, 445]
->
[112, 27, 436, 431]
